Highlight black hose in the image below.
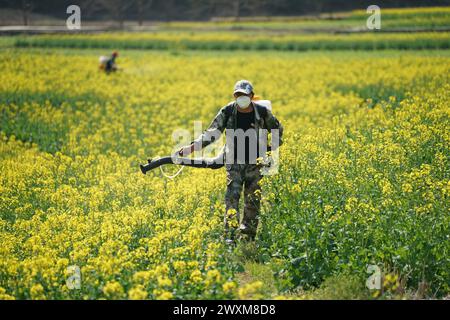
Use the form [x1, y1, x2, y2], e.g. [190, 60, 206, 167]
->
[140, 147, 272, 175]
[140, 155, 224, 174]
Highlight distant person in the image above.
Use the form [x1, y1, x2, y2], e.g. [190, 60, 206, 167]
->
[99, 51, 119, 74]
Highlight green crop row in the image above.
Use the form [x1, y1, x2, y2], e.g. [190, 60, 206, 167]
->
[13, 32, 450, 51]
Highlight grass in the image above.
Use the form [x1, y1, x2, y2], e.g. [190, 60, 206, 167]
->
[234, 243, 373, 299]
[2, 6, 449, 32]
[10, 32, 450, 52]
[236, 262, 278, 298]
[156, 7, 450, 32]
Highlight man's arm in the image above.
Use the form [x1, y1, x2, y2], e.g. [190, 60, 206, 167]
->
[179, 106, 229, 156]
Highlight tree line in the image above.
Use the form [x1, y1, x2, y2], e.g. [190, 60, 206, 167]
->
[2, 0, 449, 26]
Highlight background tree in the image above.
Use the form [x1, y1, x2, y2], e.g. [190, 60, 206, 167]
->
[20, 0, 34, 25]
[0, 0, 36, 25]
[96, 0, 134, 28]
[136, 0, 154, 26]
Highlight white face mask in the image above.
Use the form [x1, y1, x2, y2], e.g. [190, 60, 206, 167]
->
[236, 95, 251, 109]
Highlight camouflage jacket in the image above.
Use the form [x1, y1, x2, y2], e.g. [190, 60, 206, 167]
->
[192, 101, 283, 153]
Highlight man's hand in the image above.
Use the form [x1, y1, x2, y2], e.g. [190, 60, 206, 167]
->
[178, 144, 195, 156]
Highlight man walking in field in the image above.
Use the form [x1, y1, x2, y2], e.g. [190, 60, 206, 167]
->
[178, 80, 283, 243]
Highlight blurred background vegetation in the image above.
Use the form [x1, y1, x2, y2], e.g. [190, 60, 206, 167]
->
[0, 0, 449, 28]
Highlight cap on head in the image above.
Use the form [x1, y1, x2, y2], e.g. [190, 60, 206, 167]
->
[233, 80, 253, 95]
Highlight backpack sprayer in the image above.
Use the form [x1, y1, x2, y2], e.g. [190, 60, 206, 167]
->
[139, 100, 273, 178]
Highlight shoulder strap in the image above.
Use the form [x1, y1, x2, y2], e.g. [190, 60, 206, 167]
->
[254, 103, 268, 119]
[225, 102, 234, 116]
[253, 103, 268, 129]
[223, 102, 235, 124]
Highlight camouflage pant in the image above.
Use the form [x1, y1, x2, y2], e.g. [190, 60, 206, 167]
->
[224, 163, 263, 240]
